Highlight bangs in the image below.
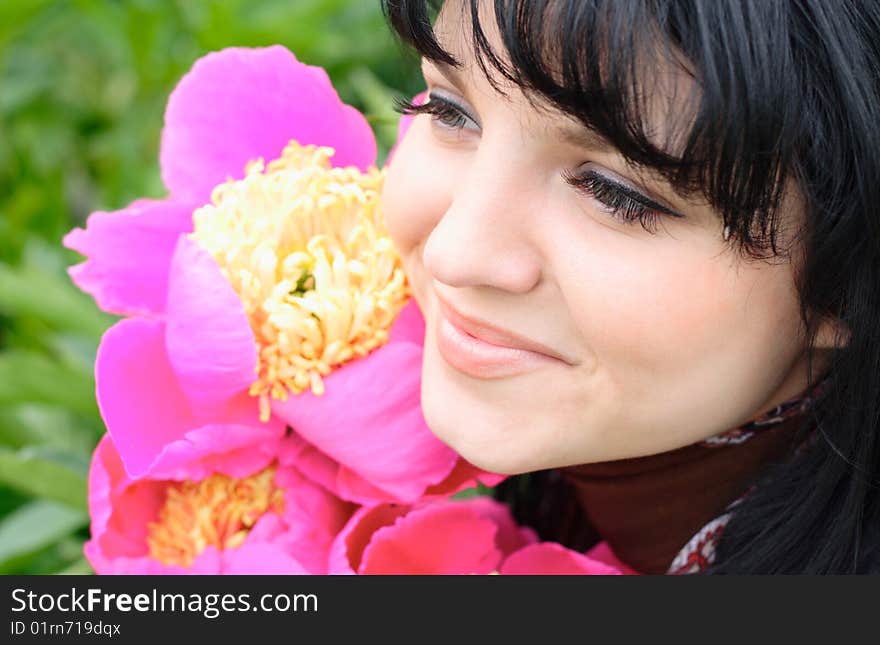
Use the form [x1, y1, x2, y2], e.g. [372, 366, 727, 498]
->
[382, 0, 811, 258]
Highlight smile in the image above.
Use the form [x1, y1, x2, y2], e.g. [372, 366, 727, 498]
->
[435, 300, 571, 379]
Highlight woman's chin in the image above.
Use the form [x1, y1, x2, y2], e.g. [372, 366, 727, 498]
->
[447, 442, 535, 477]
[420, 409, 540, 476]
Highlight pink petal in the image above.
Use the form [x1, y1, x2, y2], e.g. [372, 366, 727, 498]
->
[273, 465, 355, 574]
[360, 503, 502, 575]
[100, 480, 168, 560]
[387, 298, 426, 345]
[500, 543, 624, 575]
[423, 459, 507, 498]
[461, 497, 538, 556]
[271, 341, 458, 502]
[97, 315, 264, 479]
[90, 528, 309, 575]
[64, 199, 194, 316]
[96, 318, 196, 478]
[282, 408, 453, 506]
[276, 465, 353, 535]
[277, 435, 340, 490]
[274, 431, 359, 501]
[83, 540, 112, 574]
[146, 419, 284, 481]
[585, 541, 641, 575]
[221, 541, 310, 575]
[86, 437, 169, 567]
[335, 466, 421, 505]
[339, 101, 380, 170]
[160, 46, 376, 204]
[86, 435, 119, 543]
[285, 438, 404, 505]
[86, 549, 199, 575]
[165, 237, 257, 415]
[328, 505, 411, 575]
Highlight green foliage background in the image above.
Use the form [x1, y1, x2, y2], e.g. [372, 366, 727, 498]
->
[0, 0, 423, 574]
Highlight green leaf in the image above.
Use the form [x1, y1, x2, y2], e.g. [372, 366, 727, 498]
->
[6, 536, 89, 576]
[57, 556, 94, 575]
[0, 445, 89, 510]
[0, 484, 28, 517]
[0, 261, 114, 340]
[451, 487, 482, 501]
[0, 500, 87, 571]
[0, 0, 54, 47]
[451, 482, 497, 501]
[46, 332, 101, 377]
[0, 351, 98, 417]
[346, 66, 401, 163]
[0, 403, 101, 455]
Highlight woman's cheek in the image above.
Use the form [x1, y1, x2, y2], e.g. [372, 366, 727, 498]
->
[382, 123, 451, 257]
[564, 237, 739, 370]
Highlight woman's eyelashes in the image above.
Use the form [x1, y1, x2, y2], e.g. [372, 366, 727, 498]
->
[563, 169, 683, 234]
[393, 92, 479, 133]
[394, 94, 682, 234]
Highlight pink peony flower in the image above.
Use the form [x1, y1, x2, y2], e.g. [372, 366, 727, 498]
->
[64, 46, 376, 319]
[65, 46, 502, 503]
[85, 424, 355, 575]
[328, 497, 622, 575]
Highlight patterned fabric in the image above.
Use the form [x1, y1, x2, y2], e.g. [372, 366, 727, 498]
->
[666, 512, 732, 574]
[668, 375, 832, 574]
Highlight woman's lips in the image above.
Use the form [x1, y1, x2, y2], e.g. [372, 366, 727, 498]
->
[434, 298, 572, 379]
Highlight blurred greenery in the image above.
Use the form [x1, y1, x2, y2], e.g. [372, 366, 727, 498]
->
[0, 0, 423, 574]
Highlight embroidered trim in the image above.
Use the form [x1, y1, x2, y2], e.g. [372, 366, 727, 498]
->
[666, 493, 749, 574]
[666, 513, 730, 574]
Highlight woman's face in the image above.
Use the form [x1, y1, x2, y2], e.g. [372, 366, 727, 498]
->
[382, 3, 822, 474]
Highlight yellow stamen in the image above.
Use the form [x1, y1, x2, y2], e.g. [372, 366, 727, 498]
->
[190, 142, 410, 421]
[146, 467, 283, 567]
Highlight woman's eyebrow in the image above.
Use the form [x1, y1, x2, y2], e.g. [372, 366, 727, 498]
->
[424, 58, 611, 152]
[554, 122, 614, 153]
[422, 58, 468, 91]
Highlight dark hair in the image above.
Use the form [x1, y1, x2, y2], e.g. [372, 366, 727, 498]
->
[381, 0, 880, 573]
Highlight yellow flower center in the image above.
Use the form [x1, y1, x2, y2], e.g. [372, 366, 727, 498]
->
[146, 467, 283, 567]
[190, 141, 409, 421]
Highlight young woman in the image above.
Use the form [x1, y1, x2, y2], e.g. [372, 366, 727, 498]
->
[379, 0, 880, 573]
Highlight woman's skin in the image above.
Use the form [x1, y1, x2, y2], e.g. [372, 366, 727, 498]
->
[381, 0, 842, 475]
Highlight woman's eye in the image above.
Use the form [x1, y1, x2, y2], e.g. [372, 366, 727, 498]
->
[393, 93, 479, 133]
[563, 168, 683, 234]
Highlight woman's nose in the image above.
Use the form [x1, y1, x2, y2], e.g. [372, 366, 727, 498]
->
[421, 159, 544, 294]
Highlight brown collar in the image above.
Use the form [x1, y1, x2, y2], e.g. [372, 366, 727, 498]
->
[559, 412, 810, 574]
